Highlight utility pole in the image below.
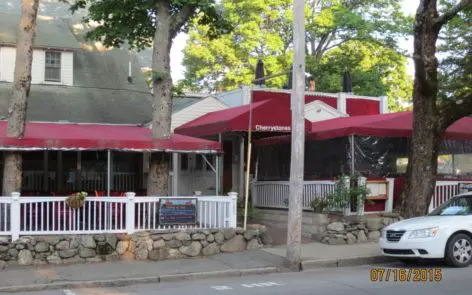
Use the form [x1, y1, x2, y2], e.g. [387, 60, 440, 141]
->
[286, 0, 305, 270]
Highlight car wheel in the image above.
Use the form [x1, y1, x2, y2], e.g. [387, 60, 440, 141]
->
[445, 233, 472, 267]
[399, 258, 420, 265]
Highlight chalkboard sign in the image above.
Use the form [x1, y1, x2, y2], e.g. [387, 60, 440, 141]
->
[159, 198, 197, 225]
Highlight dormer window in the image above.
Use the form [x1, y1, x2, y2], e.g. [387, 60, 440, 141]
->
[45, 51, 61, 82]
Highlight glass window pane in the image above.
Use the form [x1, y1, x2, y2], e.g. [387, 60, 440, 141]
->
[45, 51, 61, 82]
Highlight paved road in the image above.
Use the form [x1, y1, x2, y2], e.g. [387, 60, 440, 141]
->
[4, 263, 471, 295]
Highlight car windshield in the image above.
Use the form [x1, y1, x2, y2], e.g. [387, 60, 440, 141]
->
[429, 195, 472, 216]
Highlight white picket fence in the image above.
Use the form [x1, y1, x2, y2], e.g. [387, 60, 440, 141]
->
[252, 180, 336, 210]
[0, 193, 238, 240]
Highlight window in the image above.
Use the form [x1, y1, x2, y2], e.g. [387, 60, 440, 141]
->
[45, 51, 61, 82]
[429, 196, 472, 216]
[396, 155, 454, 175]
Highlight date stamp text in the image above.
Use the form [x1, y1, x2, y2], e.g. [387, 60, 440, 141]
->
[370, 268, 442, 282]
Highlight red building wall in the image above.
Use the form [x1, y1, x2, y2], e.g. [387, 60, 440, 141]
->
[252, 90, 380, 116]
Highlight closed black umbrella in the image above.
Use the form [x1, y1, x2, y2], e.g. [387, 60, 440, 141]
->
[254, 59, 265, 85]
[285, 66, 293, 89]
[343, 70, 353, 93]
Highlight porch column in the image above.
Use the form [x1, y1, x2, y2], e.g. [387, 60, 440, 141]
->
[349, 135, 355, 174]
[218, 133, 223, 195]
[239, 135, 245, 196]
[43, 151, 48, 192]
[172, 152, 179, 195]
[215, 154, 219, 196]
[107, 150, 112, 196]
[76, 151, 82, 191]
[57, 151, 63, 193]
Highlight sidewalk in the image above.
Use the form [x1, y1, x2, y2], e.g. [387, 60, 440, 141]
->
[0, 250, 286, 292]
[262, 241, 392, 269]
[0, 242, 391, 292]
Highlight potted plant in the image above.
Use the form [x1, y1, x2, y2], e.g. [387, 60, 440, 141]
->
[310, 199, 328, 213]
[325, 174, 371, 213]
[66, 191, 88, 209]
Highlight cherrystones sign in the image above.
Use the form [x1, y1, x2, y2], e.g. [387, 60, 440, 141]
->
[255, 125, 291, 132]
[158, 198, 197, 225]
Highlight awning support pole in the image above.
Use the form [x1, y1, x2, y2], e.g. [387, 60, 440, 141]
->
[350, 135, 355, 174]
[215, 154, 219, 196]
[218, 133, 222, 195]
[172, 153, 179, 195]
[243, 87, 254, 230]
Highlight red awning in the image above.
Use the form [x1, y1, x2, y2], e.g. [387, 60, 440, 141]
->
[256, 112, 472, 146]
[0, 121, 220, 152]
[174, 99, 311, 137]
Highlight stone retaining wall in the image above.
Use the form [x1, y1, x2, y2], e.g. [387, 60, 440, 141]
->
[0, 225, 272, 270]
[319, 213, 403, 245]
[256, 209, 403, 245]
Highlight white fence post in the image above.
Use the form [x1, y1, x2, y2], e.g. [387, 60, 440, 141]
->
[385, 178, 395, 213]
[126, 192, 136, 234]
[228, 192, 238, 228]
[11, 192, 20, 241]
[342, 176, 351, 216]
[357, 177, 366, 216]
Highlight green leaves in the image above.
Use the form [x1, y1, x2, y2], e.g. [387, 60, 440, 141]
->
[182, 0, 413, 104]
[67, 0, 227, 51]
[308, 40, 413, 111]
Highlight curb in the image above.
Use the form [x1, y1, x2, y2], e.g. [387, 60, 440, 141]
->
[301, 256, 396, 270]
[0, 267, 280, 293]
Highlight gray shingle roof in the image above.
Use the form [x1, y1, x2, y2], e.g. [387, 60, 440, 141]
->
[172, 97, 201, 114]
[0, 13, 81, 50]
[0, 82, 152, 124]
[0, 14, 153, 124]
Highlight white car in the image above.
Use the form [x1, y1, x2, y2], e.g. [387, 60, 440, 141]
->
[380, 193, 472, 267]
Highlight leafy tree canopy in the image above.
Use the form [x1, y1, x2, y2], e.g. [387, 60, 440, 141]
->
[311, 40, 413, 111]
[181, 0, 293, 91]
[438, 1, 471, 102]
[66, 0, 229, 50]
[181, 0, 413, 110]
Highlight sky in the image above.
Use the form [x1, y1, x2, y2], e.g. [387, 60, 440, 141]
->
[169, 0, 419, 82]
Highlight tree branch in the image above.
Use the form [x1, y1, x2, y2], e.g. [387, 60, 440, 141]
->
[170, 5, 196, 38]
[439, 93, 472, 130]
[434, 0, 472, 28]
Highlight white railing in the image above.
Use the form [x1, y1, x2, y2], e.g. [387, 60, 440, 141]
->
[252, 180, 336, 210]
[0, 192, 238, 240]
[134, 196, 234, 231]
[429, 181, 461, 212]
[0, 199, 11, 235]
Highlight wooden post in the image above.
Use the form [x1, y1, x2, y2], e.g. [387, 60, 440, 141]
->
[243, 87, 254, 230]
[286, 0, 305, 270]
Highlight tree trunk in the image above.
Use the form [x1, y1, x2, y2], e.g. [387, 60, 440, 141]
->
[402, 0, 442, 217]
[2, 0, 39, 195]
[147, 153, 169, 196]
[146, 0, 173, 196]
